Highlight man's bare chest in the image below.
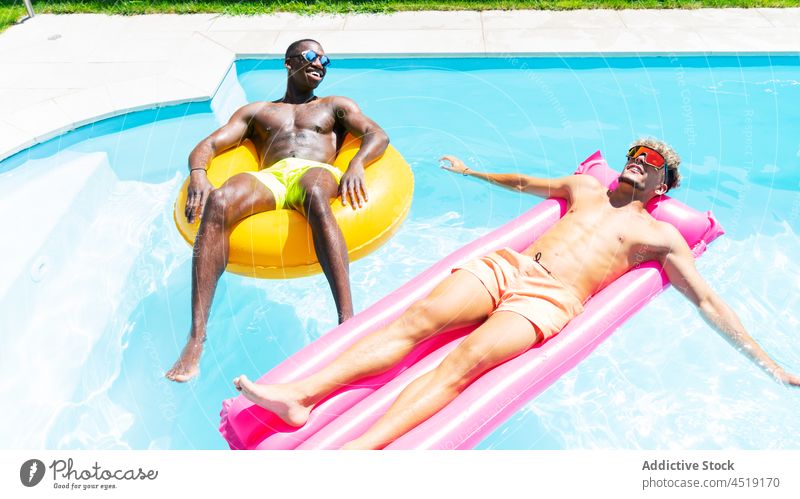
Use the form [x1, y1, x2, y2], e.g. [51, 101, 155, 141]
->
[251, 102, 337, 139]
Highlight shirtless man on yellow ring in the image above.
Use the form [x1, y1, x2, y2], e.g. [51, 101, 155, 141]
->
[166, 39, 389, 382]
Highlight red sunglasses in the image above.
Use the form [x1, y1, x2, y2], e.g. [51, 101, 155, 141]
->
[627, 145, 666, 170]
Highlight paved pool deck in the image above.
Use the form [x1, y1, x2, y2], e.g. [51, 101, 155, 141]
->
[1, 9, 799, 161]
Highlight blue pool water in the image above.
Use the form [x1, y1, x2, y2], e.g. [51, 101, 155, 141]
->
[2, 56, 799, 450]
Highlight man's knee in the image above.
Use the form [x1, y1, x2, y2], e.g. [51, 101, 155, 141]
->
[436, 345, 486, 390]
[206, 186, 254, 227]
[304, 187, 333, 216]
[303, 179, 337, 216]
[203, 188, 228, 226]
[301, 170, 338, 214]
[400, 299, 450, 338]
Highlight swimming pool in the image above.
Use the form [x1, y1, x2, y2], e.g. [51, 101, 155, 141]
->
[2, 55, 798, 450]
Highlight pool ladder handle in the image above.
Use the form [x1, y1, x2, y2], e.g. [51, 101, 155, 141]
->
[23, 0, 35, 19]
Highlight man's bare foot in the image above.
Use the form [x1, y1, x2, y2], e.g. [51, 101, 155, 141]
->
[233, 375, 312, 427]
[165, 337, 204, 382]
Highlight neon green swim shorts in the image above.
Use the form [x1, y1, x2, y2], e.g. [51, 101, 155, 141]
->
[245, 158, 343, 212]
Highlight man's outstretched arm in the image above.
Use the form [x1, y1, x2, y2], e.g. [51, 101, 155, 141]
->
[332, 97, 389, 209]
[661, 227, 799, 387]
[440, 155, 585, 201]
[185, 103, 259, 223]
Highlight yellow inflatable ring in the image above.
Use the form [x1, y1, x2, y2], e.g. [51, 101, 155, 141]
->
[174, 135, 414, 279]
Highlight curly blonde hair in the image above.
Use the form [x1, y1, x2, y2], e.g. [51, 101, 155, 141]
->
[630, 137, 682, 191]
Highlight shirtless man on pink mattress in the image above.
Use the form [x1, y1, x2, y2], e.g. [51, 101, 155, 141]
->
[233, 137, 799, 449]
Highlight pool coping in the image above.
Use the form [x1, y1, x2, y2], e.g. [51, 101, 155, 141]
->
[1, 9, 799, 162]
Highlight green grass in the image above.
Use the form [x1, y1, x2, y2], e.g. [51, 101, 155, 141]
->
[2, 0, 799, 32]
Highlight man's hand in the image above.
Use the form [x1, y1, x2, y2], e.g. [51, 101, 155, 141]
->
[440, 155, 471, 175]
[185, 170, 214, 223]
[339, 164, 368, 209]
[776, 369, 800, 388]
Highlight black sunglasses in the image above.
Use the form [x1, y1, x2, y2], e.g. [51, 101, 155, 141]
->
[288, 49, 331, 68]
